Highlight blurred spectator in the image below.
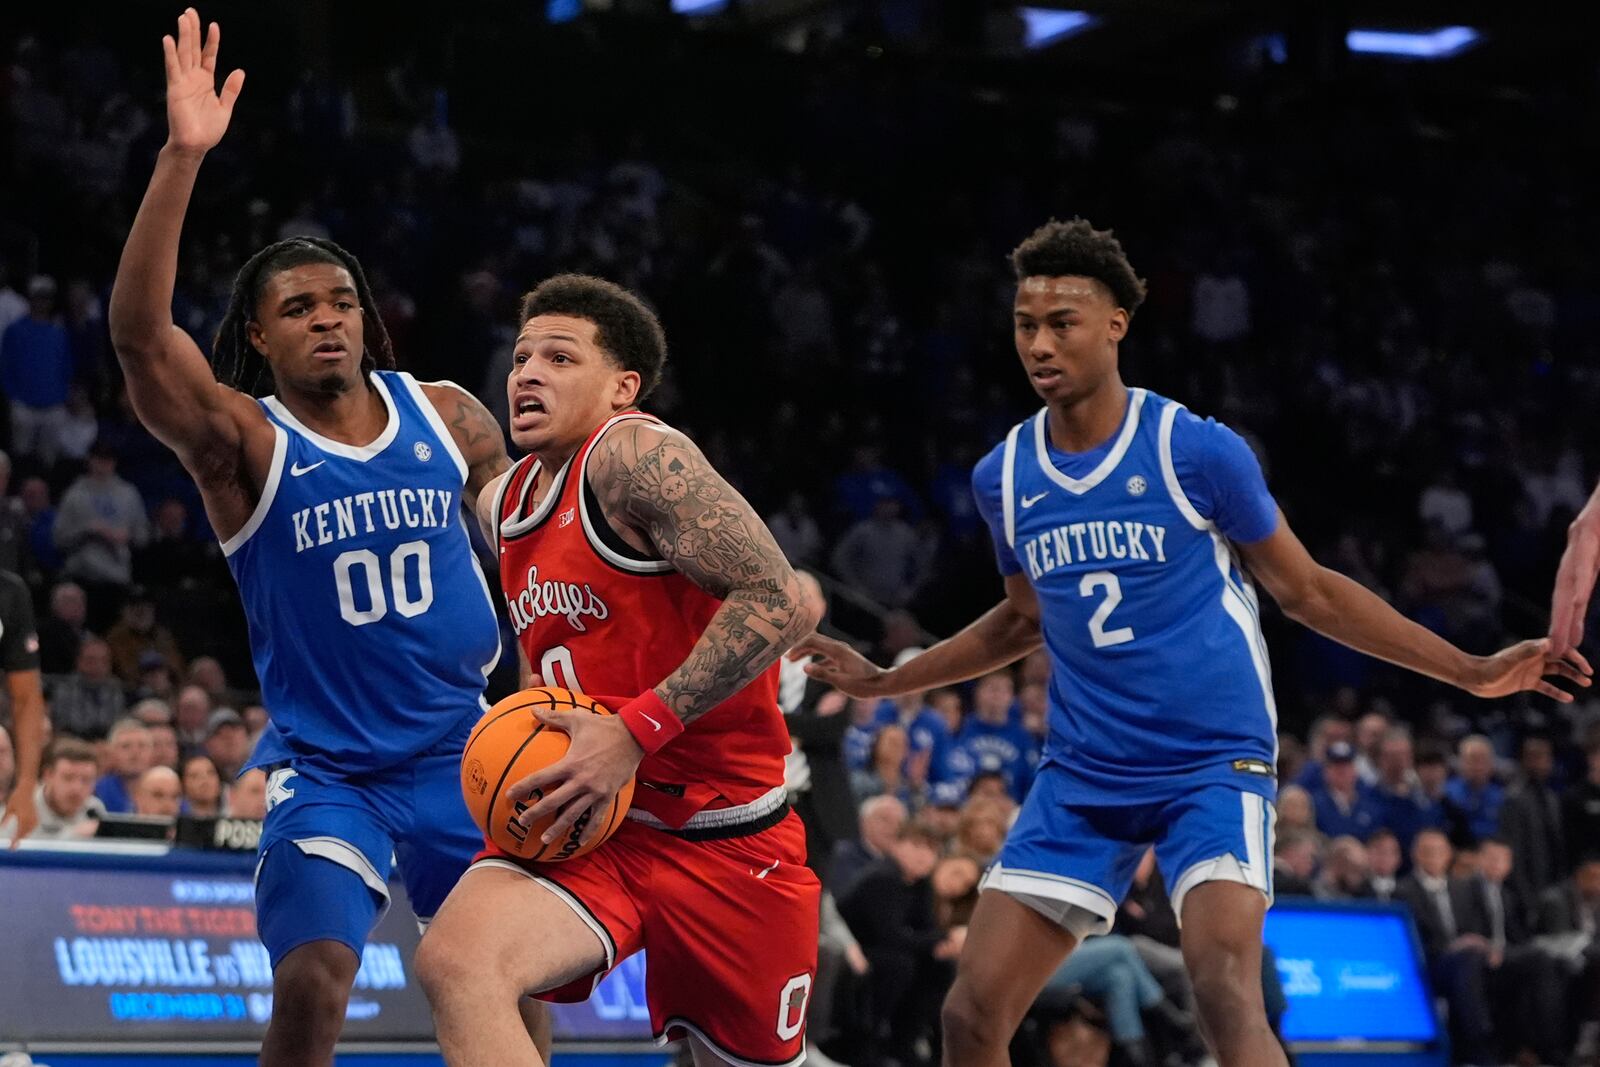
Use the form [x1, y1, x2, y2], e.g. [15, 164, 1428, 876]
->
[1, 276, 73, 466]
[1272, 830, 1318, 896]
[129, 696, 172, 726]
[1291, 715, 1354, 793]
[37, 580, 88, 674]
[830, 794, 907, 893]
[1475, 837, 1567, 1065]
[853, 723, 914, 807]
[931, 853, 981, 931]
[53, 442, 149, 625]
[241, 703, 269, 740]
[1367, 829, 1402, 901]
[227, 767, 268, 820]
[1419, 468, 1474, 538]
[843, 696, 880, 775]
[185, 656, 234, 705]
[1398, 829, 1497, 1063]
[783, 628, 856, 882]
[875, 661, 957, 788]
[173, 684, 212, 755]
[767, 491, 822, 568]
[57, 384, 99, 465]
[1316, 835, 1374, 900]
[180, 754, 223, 818]
[203, 708, 250, 780]
[1353, 709, 1390, 785]
[147, 721, 180, 772]
[1036, 935, 1199, 1067]
[46, 636, 125, 741]
[28, 738, 104, 839]
[1498, 734, 1566, 903]
[1446, 734, 1505, 845]
[832, 444, 920, 523]
[830, 495, 930, 609]
[953, 794, 1010, 864]
[134, 497, 214, 589]
[949, 671, 1036, 801]
[1274, 784, 1316, 837]
[1562, 734, 1600, 869]
[1309, 740, 1378, 840]
[1535, 856, 1600, 1062]
[20, 476, 60, 574]
[104, 586, 183, 686]
[132, 764, 181, 819]
[92, 717, 151, 814]
[1368, 728, 1444, 853]
[837, 820, 957, 1066]
[0, 451, 28, 574]
[134, 651, 178, 701]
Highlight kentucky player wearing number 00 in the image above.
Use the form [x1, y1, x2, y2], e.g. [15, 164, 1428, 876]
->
[105, 11, 554, 1066]
[792, 218, 1592, 1067]
[416, 274, 825, 1067]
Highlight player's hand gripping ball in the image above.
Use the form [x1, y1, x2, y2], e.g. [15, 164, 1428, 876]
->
[461, 687, 635, 861]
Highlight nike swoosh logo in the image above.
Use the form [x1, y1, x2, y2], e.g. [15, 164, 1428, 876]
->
[289, 460, 326, 476]
[640, 711, 662, 731]
[1021, 492, 1048, 508]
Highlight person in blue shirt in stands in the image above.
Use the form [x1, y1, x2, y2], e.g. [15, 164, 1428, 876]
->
[1307, 740, 1378, 841]
[0, 275, 74, 467]
[873, 647, 959, 787]
[1445, 734, 1505, 844]
[947, 669, 1037, 802]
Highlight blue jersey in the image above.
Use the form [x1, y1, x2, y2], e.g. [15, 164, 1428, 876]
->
[227, 371, 501, 776]
[973, 388, 1280, 803]
[949, 715, 1039, 801]
[872, 700, 959, 784]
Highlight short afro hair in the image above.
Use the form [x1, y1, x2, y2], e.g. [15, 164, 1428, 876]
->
[518, 274, 668, 401]
[1010, 218, 1148, 317]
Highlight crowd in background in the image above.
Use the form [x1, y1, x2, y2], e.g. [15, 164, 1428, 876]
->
[3, 8, 1600, 1067]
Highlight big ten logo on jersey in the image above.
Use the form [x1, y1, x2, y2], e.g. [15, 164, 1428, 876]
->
[504, 564, 609, 635]
[776, 973, 812, 1042]
[1020, 518, 1169, 582]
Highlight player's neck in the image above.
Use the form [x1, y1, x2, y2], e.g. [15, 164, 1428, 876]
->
[1044, 376, 1128, 454]
[277, 376, 388, 446]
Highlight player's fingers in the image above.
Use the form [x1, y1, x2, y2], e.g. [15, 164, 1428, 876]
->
[540, 796, 596, 845]
[1535, 681, 1573, 703]
[519, 779, 583, 825]
[530, 705, 579, 730]
[506, 760, 566, 803]
[1569, 647, 1594, 676]
[201, 20, 220, 71]
[185, 9, 202, 68]
[219, 68, 245, 111]
[161, 35, 179, 82]
[1546, 660, 1591, 686]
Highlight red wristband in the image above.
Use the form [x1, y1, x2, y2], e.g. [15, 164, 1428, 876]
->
[617, 690, 683, 755]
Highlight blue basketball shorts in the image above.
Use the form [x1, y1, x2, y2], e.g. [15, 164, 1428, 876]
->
[982, 762, 1277, 939]
[253, 735, 481, 968]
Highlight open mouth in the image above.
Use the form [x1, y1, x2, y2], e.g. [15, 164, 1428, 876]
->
[312, 341, 348, 359]
[1031, 367, 1062, 385]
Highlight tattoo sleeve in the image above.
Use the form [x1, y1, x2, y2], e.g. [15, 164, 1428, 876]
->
[426, 383, 511, 520]
[592, 422, 817, 726]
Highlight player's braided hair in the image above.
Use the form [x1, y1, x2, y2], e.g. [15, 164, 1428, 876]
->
[212, 236, 396, 397]
[1010, 217, 1148, 317]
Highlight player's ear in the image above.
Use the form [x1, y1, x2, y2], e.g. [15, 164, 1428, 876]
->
[246, 320, 269, 358]
[613, 368, 642, 409]
[1107, 307, 1129, 343]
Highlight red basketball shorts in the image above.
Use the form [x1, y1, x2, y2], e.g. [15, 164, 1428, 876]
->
[475, 800, 821, 1065]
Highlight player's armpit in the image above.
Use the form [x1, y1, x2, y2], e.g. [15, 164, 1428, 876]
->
[589, 421, 823, 726]
[421, 382, 511, 513]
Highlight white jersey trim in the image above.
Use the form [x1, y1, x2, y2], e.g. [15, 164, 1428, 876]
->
[291, 835, 392, 905]
[401, 373, 471, 483]
[980, 862, 1118, 938]
[221, 421, 288, 558]
[459, 513, 503, 693]
[579, 412, 673, 575]
[1001, 420, 1022, 550]
[626, 785, 787, 831]
[500, 456, 569, 537]
[1033, 387, 1146, 495]
[465, 858, 615, 996]
[654, 1017, 807, 1067]
[1158, 399, 1280, 745]
[262, 371, 401, 461]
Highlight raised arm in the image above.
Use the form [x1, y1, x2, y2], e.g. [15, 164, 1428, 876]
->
[1549, 478, 1600, 656]
[108, 10, 257, 470]
[792, 573, 1042, 697]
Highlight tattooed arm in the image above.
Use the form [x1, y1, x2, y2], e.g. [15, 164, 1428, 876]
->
[420, 382, 512, 540]
[592, 420, 824, 724]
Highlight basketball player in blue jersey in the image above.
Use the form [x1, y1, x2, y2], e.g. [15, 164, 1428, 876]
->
[107, 12, 548, 1066]
[794, 217, 1591, 1067]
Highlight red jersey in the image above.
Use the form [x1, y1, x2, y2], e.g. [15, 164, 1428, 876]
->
[494, 411, 791, 828]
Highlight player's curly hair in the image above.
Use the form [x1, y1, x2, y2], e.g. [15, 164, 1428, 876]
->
[1010, 217, 1148, 317]
[519, 274, 668, 401]
[212, 237, 396, 397]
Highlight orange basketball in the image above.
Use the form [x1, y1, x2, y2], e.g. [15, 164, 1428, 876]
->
[460, 687, 635, 862]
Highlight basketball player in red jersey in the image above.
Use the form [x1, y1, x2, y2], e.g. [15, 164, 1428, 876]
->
[417, 274, 825, 1066]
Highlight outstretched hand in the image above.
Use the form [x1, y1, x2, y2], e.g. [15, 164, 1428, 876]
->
[1549, 504, 1600, 657]
[1461, 638, 1591, 703]
[787, 633, 894, 698]
[163, 8, 244, 155]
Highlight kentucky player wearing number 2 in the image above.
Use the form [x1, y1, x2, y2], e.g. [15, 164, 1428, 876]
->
[106, 11, 553, 1066]
[416, 273, 825, 1067]
[792, 218, 1592, 1067]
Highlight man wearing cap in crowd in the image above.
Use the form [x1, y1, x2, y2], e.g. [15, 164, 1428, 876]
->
[1309, 740, 1380, 840]
[0, 275, 73, 468]
[204, 708, 251, 780]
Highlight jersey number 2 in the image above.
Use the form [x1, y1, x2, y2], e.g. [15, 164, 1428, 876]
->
[1080, 571, 1134, 648]
[333, 541, 434, 626]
